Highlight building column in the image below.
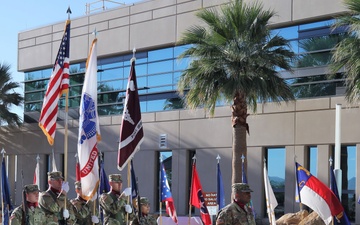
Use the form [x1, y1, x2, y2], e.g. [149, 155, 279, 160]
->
[317, 145, 331, 185]
[247, 146, 264, 219]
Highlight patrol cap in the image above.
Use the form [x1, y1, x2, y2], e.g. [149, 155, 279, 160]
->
[232, 183, 253, 192]
[24, 184, 39, 193]
[109, 174, 122, 182]
[137, 197, 150, 205]
[48, 171, 64, 180]
[74, 181, 81, 189]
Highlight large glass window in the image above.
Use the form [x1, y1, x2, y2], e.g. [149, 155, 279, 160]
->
[309, 146, 318, 176]
[266, 147, 286, 218]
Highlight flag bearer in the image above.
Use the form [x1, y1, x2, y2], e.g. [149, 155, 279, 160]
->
[130, 197, 157, 225]
[70, 181, 99, 225]
[10, 184, 49, 225]
[215, 183, 256, 225]
[39, 171, 75, 225]
[99, 174, 133, 225]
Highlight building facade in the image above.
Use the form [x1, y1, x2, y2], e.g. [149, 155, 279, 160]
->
[4, 0, 359, 223]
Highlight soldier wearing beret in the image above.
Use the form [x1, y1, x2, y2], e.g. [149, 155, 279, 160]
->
[10, 184, 50, 225]
[99, 174, 134, 225]
[215, 183, 256, 225]
[130, 197, 157, 225]
[70, 181, 99, 225]
[38, 171, 75, 225]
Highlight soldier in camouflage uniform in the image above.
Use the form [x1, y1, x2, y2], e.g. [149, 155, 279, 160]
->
[131, 197, 157, 225]
[70, 181, 99, 225]
[99, 174, 133, 225]
[10, 184, 51, 225]
[216, 183, 256, 225]
[38, 171, 75, 225]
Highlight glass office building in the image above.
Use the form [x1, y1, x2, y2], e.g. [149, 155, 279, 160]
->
[24, 19, 346, 120]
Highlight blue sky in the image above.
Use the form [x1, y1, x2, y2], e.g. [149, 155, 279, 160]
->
[0, 0, 140, 118]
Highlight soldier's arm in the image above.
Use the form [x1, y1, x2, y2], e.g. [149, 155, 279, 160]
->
[9, 207, 22, 225]
[118, 196, 134, 219]
[100, 193, 120, 214]
[39, 193, 62, 213]
[71, 200, 90, 218]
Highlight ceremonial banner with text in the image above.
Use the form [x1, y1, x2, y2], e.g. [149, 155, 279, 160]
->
[77, 38, 100, 201]
[117, 59, 144, 170]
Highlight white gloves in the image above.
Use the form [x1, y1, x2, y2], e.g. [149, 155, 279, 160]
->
[63, 209, 69, 219]
[61, 181, 70, 193]
[91, 215, 99, 223]
[122, 187, 132, 197]
[125, 204, 132, 213]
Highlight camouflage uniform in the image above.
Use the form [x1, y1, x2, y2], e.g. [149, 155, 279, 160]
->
[216, 183, 256, 225]
[131, 197, 157, 225]
[70, 181, 97, 225]
[99, 174, 134, 225]
[9, 184, 51, 225]
[38, 171, 75, 225]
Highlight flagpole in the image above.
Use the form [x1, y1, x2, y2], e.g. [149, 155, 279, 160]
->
[329, 157, 334, 225]
[216, 154, 220, 213]
[14, 155, 17, 205]
[63, 6, 72, 183]
[1, 148, 5, 224]
[188, 156, 196, 225]
[127, 160, 131, 225]
[159, 154, 163, 225]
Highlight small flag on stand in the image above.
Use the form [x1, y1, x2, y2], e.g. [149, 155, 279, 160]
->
[160, 160, 178, 224]
[77, 38, 100, 201]
[33, 155, 40, 187]
[216, 155, 225, 210]
[117, 54, 144, 171]
[295, 162, 346, 224]
[39, 20, 70, 145]
[190, 161, 211, 225]
[264, 160, 278, 225]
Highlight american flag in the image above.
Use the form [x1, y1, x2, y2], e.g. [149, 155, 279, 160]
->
[39, 20, 70, 146]
[160, 162, 178, 224]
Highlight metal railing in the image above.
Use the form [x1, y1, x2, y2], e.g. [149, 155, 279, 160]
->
[85, 0, 125, 14]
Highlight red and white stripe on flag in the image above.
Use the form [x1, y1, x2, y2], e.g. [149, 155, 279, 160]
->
[33, 161, 40, 187]
[117, 59, 144, 171]
[77, 38, 100, 201]
[39, 20, 70, 146]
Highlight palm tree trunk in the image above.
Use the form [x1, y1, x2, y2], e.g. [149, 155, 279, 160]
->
[231, 91, 249, 184]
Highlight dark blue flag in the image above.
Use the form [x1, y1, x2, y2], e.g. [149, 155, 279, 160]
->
[217, 162, 225, 210]
[2, 157, 13, 225]
[242, 160, 247, 183]
[98, 160, 109, 224]
[131, 160, 138, 200]
[330, 165, 351, 225]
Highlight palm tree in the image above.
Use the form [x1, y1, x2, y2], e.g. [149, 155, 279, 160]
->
[177, 0, 295, 183]
[0, 63, 23, 127]
[330, 0, 360, 103]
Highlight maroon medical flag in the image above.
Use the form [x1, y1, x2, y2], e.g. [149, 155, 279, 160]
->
[117, 59, 144, 170]
[39, 20, 70, 145]
[190, 163, 212, 225]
